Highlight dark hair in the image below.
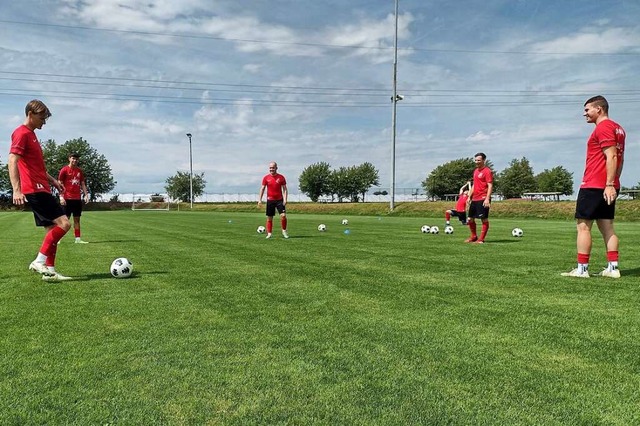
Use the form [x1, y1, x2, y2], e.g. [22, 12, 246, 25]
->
[69, 152, 80, 158]
[25, 99, 51, 118]
[584, 95, 608, 114]
[474, 152, 486, 160]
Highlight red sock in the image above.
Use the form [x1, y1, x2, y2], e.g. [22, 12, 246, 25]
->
[40, 226, 67, 258]
[45, 243, 58, 267]
[607, 251, 619, 262]
[479, 222, 489, 241]
[469, 221, 477, 238]
[75, 229, 81, 238]
[281, 216, 287, 231]
[445, 212, 451, 221]
[577, 253, 590, 264]
[266, 220, 273, 233]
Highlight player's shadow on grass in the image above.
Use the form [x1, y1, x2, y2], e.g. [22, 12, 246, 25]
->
[73, 271, 168, 281]
[484, 239, 521, 244]
[619, 267, 640, 277]
[77, 239, 143, 244]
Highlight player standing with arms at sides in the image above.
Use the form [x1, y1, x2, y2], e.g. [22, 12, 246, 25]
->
[58, 152, 90, 243]
[257, 161, 289, 239]
[465, 153, 493, 244]
[445, 181, 471, 227]
[562, 95, 625, 278]
[8, 99, 72, 281]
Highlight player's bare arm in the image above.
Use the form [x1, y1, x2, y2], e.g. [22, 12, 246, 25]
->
[603, 145, 618, 205]
[484, 182, 493, 207]
[282, 184, 288, 205]
[258, 185, 266, 206]
[8, 153, 24, 205]
[82, 182, 90, 203]
[47, 172, 63, 193]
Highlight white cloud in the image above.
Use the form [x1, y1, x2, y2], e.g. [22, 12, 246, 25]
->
[465, 130, 503, 142]
[530, 27, 640, 59]
[242, 64, 262, 73]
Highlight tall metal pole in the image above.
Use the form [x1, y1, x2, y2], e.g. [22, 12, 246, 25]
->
[390, 0, 399, 211]
[186, 133, 193, 209]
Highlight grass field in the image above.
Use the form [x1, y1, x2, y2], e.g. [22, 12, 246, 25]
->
[1, 210, 639, 424]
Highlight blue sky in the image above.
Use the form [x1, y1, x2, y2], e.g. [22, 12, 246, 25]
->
[1, 0, 639, 196]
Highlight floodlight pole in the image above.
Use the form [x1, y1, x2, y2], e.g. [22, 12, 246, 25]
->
[186, 133, 193, 209]
[390, 0, 400, 211]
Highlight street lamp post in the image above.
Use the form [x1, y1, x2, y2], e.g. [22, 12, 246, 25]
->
[186, 133, 193, 209]
[390, 0, 400, 211]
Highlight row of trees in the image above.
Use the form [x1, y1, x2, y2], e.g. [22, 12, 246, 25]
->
[298, 162, 380, 202]
[0, 136, 204, 204]
[0, 138, 116, 201]
[423, 157, 574, 199]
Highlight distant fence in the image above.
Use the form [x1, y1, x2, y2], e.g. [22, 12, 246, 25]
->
[101, 189, 429, 203]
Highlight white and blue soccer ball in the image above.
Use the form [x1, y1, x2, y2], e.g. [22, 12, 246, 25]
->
[420, 225, 431, 233]
[318, 224, 327, 232]
[257, 225, 266, 234]
[512, 227, 524, 237]
[341, 219, 349, 225]
[111, 257, 133, 278]
[444, 225, 454, 234]
[430, 226, 440, 234]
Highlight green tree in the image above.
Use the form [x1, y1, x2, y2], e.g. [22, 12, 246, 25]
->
[298, 162, 332, 202]
[42, 138, 116, 201]
[535, 166, 574, 195]
[328, 167, 351, 202]
[495, 157, 537, 199]
[165, 171, 206, 203]
[0, 156, 9, 192]
[354, 162, 380, 202]
[422, 158, 476, 199]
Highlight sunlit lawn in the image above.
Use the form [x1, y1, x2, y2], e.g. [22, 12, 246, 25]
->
[1, 210, 639, 424]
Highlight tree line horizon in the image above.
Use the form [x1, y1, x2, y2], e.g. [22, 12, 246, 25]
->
[2, 139, 636, 204]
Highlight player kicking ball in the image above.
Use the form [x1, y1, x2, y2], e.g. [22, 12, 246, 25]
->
[8, 100, 72, 281]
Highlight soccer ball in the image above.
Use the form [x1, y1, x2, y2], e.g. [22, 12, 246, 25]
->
[257, 226, 266, 234]
[512, 227, 524, 237]
[444, 225, 454, 234]
[430, 226, 440, 234]
[318, 224, 327, 232]
[111, 257, 133, 278]
[420, 225, 431, 233]
[341, 219, 349, 225]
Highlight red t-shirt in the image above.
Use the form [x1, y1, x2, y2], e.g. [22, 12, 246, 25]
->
[472, 166, 493, 201]
[59, 165, 85, 200]
[262, 173, 286, 200]
[580, 119, 626, 189]
[9, 125, 50, 194]
[455, 193, 468, 211]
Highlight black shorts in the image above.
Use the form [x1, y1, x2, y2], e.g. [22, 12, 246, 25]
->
[64, 199, 83, 218]
[25, 192, 65, 227]
[575, 188, 617, 220]
[468, 200, 490, 219]
[266, 199, 286, 217]
[450, 210, 467, 223]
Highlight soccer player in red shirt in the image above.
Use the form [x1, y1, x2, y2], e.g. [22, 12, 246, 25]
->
[8, 100, 72, 281]
[562, 95, 626, 278]
[58, 152, 90, 243]
[445, 181, 471, 226]
[257, 161, 289, 239]
[465, 153, 493, 244]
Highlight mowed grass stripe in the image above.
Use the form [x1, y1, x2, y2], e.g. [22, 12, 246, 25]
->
[0, 210, 639, 424]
